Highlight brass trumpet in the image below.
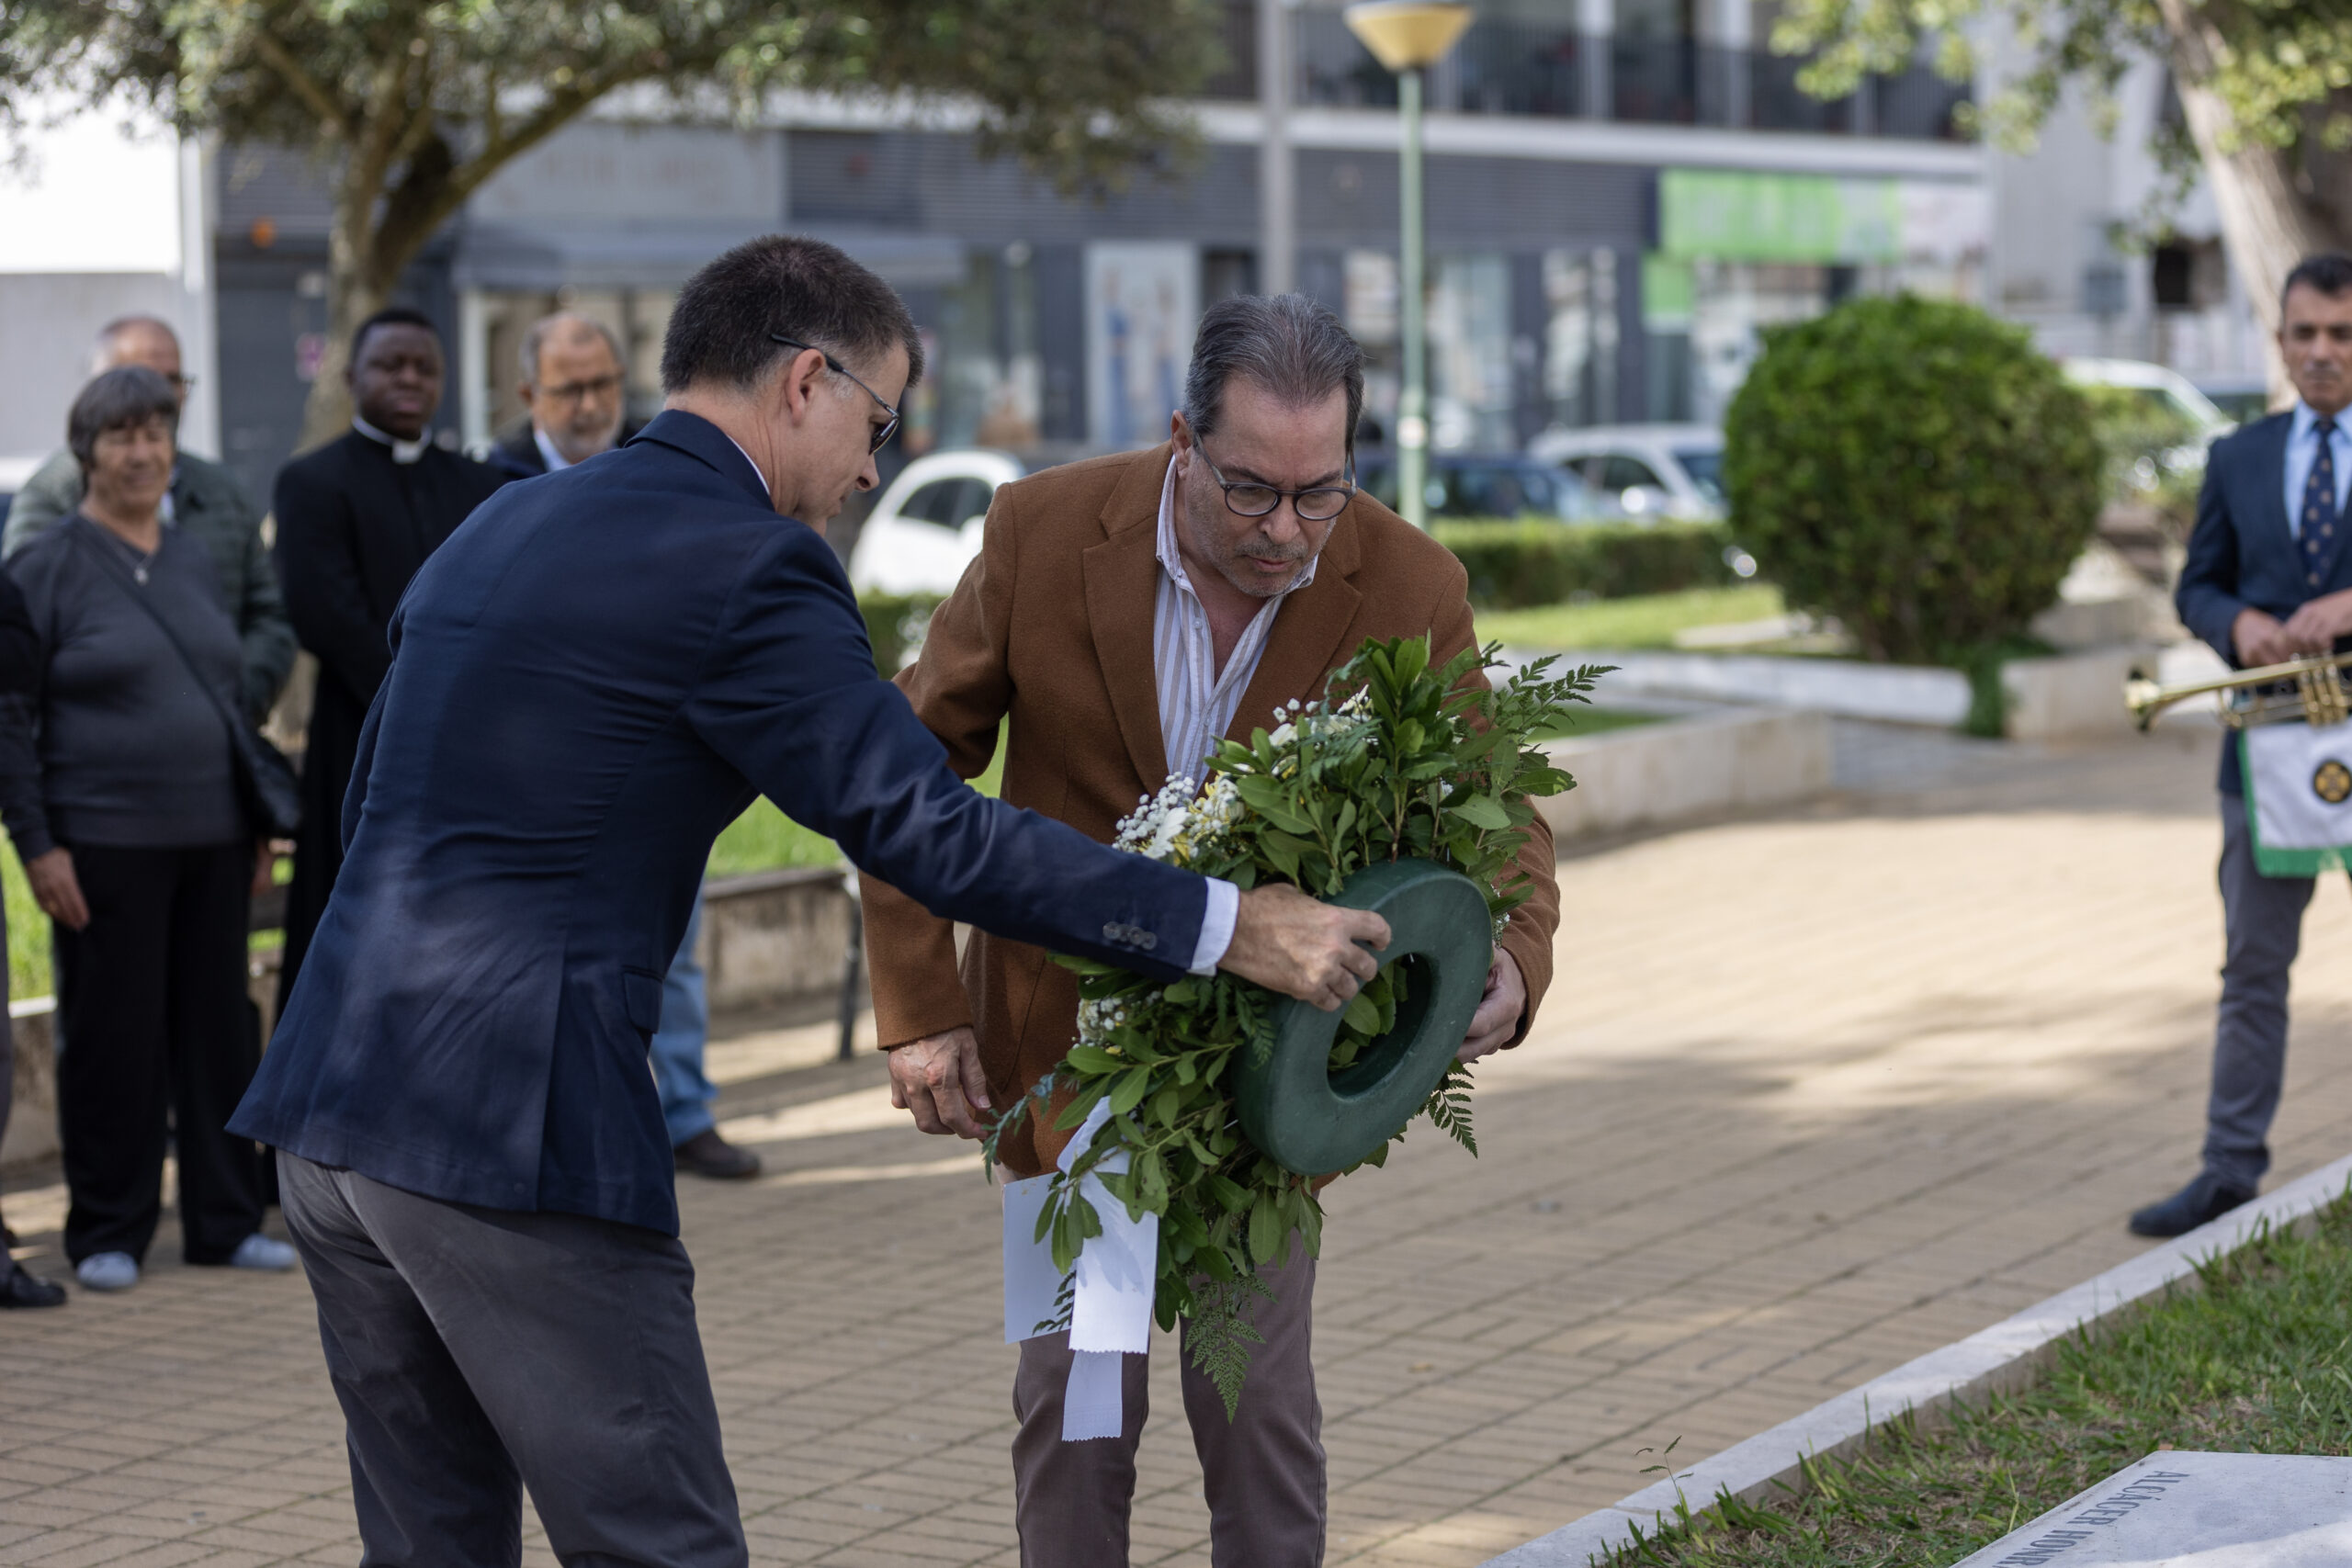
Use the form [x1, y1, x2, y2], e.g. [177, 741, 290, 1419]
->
[2125, 650, 2352, 731]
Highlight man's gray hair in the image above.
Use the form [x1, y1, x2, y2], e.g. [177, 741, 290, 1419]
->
[91, 314, 177, 374]
[520, 312, 625, 387]
[1182, 294, 1366, 454]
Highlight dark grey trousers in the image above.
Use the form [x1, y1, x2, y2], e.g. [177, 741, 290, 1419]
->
[1011, 1253, 1324, 1568]
[278, 1154, 747, 1568]
[2204, 799, 2352, 1190]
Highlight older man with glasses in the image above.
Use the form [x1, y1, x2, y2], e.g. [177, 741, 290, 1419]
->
[861, 292, 1562, 1568]
[488, 311, 637, 480]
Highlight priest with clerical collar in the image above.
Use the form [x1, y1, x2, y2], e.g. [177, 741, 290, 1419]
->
[271, 307, 507, 1018]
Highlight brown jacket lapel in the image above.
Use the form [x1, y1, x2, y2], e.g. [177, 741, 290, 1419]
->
[1083, 444, 1172, 791]
[1224, 498, 1367, 744]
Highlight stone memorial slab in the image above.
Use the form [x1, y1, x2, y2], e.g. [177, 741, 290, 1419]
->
[1951, 1451, 2352, 1566]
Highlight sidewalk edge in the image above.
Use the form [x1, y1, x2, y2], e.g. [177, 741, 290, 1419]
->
[1478, 1151, 2352, 1567]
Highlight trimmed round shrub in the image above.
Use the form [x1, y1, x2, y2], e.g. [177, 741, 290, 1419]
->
[1723, 295, 2101, 665]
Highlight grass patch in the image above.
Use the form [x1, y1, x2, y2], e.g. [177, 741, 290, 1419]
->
[1481, 585, 1786, 651]
[1540, 708, 1666, 740]
[1604, 1197, 2352, 1565]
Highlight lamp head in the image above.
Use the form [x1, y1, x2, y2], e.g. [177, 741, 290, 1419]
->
[1342, 0, 1474, 71]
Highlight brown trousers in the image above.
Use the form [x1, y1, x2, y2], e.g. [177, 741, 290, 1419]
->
[1011, 1254, 1324, 1568]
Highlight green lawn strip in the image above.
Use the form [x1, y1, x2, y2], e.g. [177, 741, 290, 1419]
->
[1480, 585, 1786, 651]
[1603, 1196, 2352, 1565]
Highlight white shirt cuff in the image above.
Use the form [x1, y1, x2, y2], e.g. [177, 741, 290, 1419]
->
[1188, 878, 1239, 976]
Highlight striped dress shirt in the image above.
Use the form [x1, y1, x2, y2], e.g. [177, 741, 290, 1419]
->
[1150, 454, 1320, 785]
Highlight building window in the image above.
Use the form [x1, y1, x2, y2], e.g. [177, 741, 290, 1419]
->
[1543, 249, 1620, 431]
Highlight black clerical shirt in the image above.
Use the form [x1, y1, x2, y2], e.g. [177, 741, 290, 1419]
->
[272, 426, 506, 1011]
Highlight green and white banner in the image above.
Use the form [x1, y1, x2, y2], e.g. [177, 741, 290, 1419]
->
[2243, 722, 2352, 875]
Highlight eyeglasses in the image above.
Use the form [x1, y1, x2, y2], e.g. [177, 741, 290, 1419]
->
[768, 334, 900, 454]
[539, 373, 623, 408]
[1196, 448, 1356, 523]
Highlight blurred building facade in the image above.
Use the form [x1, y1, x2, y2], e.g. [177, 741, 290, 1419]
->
[6, 0, 1996, 497]
[1984, 43, 2269, 405]
[0, 93, 220, 493]
[190, 0, 1982, 502]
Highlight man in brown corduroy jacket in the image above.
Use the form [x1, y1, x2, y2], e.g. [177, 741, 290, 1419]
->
[863, 295, 1560, 1568]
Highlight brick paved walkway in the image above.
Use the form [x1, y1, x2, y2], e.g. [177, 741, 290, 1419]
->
[9, 721, 2352, 1567]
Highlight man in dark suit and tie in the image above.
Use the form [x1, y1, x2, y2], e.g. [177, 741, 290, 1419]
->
[271, 308, 507, 1015]
[2136, 253, 2352, 1236]
[230, 235, 1386, 1566]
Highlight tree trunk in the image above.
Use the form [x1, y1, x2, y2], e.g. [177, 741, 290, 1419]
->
[2154, 0, 2346, 404]
[296, 165, 395, 451]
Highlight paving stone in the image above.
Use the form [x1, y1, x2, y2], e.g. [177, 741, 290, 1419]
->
[1951, 1452, 2352, 1566]
[6, 728, 2348, 1564]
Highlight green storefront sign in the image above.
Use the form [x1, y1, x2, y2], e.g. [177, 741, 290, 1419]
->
[1658, 168, 1903, 264]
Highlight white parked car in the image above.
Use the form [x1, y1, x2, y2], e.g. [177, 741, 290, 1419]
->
[1526, 423, 1725, 521]
[2061, 357, 2236, 440]
[846, 449, 1027, 597]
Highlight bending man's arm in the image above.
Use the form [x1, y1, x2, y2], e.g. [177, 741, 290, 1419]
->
[685, 529, 1384, 996]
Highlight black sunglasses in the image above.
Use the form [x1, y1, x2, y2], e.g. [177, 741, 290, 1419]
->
[769, 334, 900, 454]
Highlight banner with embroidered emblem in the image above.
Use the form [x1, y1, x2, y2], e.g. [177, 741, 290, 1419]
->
[2242, 720, 2352, 875]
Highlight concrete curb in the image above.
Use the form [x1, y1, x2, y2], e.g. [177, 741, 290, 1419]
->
[1536, 707, 1831, 840]
[1481, 1151, 2352, 1566]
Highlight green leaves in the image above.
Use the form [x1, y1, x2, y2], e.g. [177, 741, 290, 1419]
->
[1012, 635, 1600, 1409]
[1452, 794, 1512, 831]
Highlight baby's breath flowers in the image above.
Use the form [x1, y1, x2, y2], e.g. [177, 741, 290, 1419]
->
[986, 637, 1604, 1412]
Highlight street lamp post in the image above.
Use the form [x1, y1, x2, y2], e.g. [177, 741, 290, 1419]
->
[1343, 0, 1471, 531]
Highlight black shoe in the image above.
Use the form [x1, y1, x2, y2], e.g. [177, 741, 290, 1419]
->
[2129, 1172, 2256, 1238]
[673, 1127, 762, 1181]
[0, 1261, 67, 1309]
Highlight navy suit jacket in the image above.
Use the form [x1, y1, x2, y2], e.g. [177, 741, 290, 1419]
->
[232, 411, 1208, 1235]
[2176, 411, 2352, 794]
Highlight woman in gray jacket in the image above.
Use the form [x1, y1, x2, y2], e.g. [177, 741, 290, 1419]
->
[0, 367, 295, 1293]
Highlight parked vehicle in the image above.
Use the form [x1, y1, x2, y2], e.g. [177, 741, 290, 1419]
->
[845, 448, 1028, 597]
[1527, 424, 1724, 520]
[1354, 450, 1613, 523]
[2191, 375, 2270, 429]
[2062, 357, 2236, 441]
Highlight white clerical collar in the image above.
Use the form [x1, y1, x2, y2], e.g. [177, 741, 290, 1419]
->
[352, 414, 428, 465]
[533, 426, 573, 473]
[1152, 449, 1320, 600]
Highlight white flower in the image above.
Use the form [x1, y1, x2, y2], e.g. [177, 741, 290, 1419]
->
[1268, 722, 1296, 748]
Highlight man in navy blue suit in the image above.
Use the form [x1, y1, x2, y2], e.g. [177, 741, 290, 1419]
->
[230, 235, 1387, 1565]
[2137, 253, 2352, 1237]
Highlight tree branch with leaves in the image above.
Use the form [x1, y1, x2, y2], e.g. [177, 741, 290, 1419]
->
[1771, 0, 2352, 387]
[0, 0, 1223, 445]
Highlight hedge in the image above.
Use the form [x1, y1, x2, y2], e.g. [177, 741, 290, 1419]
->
[1432, 521, 1744, 610]
[861, 526, 1741, 653]
[1723, 295, 2100, 666]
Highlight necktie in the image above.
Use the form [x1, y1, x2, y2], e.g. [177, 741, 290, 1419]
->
[2303, 416, 2338, 590]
